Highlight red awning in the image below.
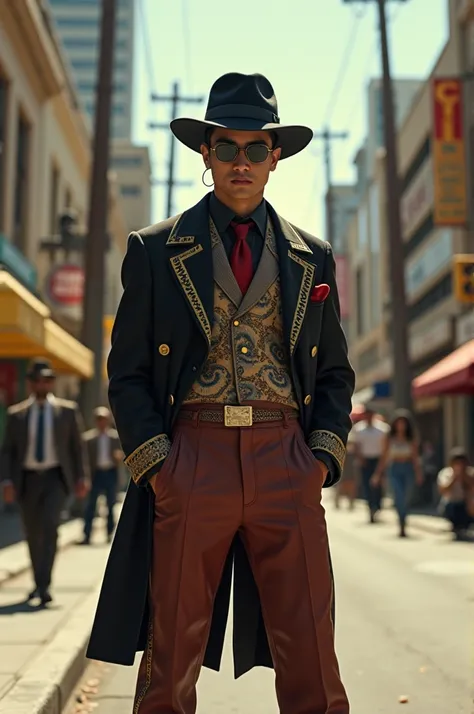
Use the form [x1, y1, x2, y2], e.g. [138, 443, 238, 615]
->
[412, 339, 474, 398]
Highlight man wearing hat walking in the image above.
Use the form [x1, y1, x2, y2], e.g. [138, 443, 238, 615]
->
[88, 73, 354, 713]
[0, 358, 89, 605]
[81, 407, 123, 545]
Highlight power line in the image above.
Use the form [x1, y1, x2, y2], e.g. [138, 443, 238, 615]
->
[323, 9, 366, 125]
[138, 0, 158, 101]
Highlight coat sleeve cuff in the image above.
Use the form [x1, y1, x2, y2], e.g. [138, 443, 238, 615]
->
[124, 434, 171, 486]
[308, 429, 346, 484]
[312, 451, 337, 488]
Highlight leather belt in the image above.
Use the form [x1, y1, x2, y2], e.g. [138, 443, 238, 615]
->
[179, 405, 299, 428]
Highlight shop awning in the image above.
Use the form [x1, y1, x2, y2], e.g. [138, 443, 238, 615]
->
[412, 339, 474, 398]
[0, 270, 93, 378]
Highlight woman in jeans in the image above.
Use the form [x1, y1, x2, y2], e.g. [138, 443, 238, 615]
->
[372, 410, 423, 537]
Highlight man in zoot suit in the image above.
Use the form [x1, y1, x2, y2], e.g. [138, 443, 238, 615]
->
[87, 73, 355, 714]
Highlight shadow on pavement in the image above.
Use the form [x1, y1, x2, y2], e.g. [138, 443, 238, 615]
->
[0, 599, 43, 615]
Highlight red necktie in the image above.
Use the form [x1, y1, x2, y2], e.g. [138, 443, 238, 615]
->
[230, 220, 254, 294]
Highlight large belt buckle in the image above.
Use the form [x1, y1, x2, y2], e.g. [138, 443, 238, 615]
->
[224, 405, 253, 427]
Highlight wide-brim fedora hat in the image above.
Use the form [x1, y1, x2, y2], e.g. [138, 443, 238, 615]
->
[170, 73, 313, 160]
[27, 357, 56, 380]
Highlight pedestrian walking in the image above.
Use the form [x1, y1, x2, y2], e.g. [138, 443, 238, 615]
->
[87, 72, 355, 714]
[334, 429, 358, 510]
[353, 406, 389, 523]
[373, 409, 423, 538]
[80, 407, 123, 545]
[0, 358, 89, 604]
[437, 447, 474, 540]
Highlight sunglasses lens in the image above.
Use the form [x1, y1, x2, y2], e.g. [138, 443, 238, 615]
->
[246, 144, 270, 163]
[214, 144, 238, 162]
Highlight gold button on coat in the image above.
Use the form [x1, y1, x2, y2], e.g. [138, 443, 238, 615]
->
[311, 346, 318, 358]
[158, 344, 170, 356]
[169, 394, 175, 406]
[304, 395, 312, 406]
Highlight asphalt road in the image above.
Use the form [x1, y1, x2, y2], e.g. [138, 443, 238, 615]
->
[66, 499, 474, 713]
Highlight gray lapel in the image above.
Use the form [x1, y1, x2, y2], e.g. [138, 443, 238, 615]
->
[236, 218, 279, 317]
[209, 218, 242, 308]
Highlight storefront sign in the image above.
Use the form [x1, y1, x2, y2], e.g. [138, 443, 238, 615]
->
[401, 158, 433, 239]
[46, 264, 84, 307]
[432, 78, 467, 226]
[409, 318, 452, 362]
[334, 254, 350, 318]
[405, 229, 452, 299]
[456, 309, 474, 345]
[103, 315, 114, 379]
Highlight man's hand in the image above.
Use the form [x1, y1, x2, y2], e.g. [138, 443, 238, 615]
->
[2, 481, 15, 505]
[371, 473, 382, 488]
[75, 479, 89, 500]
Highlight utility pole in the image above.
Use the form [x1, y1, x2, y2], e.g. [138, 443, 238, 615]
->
[80, 0, 116, 425]
[313, 128, 349, 245]
[343, 0, 412, 410]
[149, 82, 204, 217]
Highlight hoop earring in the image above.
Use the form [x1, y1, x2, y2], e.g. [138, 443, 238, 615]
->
[202, 167, 214, 188]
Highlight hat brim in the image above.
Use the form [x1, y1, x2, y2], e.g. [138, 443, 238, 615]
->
[170, 117, 313, 160]
[28, 368, 55, 380]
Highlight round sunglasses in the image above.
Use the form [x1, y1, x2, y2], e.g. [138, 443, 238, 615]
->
[211, 142, 274, 164]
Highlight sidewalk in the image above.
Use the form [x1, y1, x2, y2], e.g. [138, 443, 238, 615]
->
[0, 519, 112, 714]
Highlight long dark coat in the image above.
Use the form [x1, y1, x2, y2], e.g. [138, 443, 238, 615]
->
[86, 195, 354, 677]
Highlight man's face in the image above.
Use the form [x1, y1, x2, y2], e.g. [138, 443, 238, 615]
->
[96, 416, 109, 431]
[201, 128, 281, 202]
[30, 376, 53, 399]
[452, 457, 468, 477]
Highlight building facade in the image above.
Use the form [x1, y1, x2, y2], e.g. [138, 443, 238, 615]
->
[0, 0, 127, 414]
[46, 0, 135, 140]
[347, 0, 474, 465]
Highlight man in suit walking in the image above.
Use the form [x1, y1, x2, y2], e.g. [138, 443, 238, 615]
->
[88, 73, 354, 713]
[81, 407, 122, 545]
[0, 358, 89, 605]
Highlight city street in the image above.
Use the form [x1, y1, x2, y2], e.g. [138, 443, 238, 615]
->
[64, 499, 473, 714]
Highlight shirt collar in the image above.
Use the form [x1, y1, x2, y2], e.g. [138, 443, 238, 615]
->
[209, 192, 267, 237]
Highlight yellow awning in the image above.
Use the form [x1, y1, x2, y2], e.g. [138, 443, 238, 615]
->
[0, 270, 94, 378]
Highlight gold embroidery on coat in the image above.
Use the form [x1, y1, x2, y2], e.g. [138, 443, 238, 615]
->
[288, 251, 315, 355]
[308, 430, 346, 472]
[133, 616, 153, 713]
[170, 244, 212, 343]
[125, 434, 171, 485]
[209, 218, 221, 248]
[166, 234, 195, 245]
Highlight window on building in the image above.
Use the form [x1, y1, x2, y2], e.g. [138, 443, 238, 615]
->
[64, 187, 72, 208]
[49, 164, 60, 234]
[56, 17, 128, 29]
[13, 113, 30, 251]
[120, 185, 141, 197]
[111, 155, 143, 168]
[369, 183, 380, 253]
[357, 204, 368, 248]
[0, 74, 8, 232]
[63, 38, 127, 50]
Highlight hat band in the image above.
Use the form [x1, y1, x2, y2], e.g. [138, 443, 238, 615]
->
[205, 104, 280, 124]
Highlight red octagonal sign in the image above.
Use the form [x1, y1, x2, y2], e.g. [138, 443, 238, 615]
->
[47, 264, 84, 306]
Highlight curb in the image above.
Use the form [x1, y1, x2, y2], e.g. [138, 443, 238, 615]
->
[0, 519, 83, 587]
[0, 585, 99, 714]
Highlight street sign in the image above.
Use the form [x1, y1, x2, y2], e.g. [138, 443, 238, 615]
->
[46, 264, 84, 307]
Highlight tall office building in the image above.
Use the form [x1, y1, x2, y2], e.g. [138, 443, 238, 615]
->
[47, 0, 135, 139]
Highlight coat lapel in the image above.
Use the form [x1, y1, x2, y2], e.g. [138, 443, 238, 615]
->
[209, 218, 242, 308]
[268, 204, 315, 357]
[166, 196, 214, 345]
[236, 218, 279, 318]
[50, 396, 62, 452]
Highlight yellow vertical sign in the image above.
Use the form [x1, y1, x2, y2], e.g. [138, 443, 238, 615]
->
[432, 78, 467, 226]
[103, 315, 114, 379]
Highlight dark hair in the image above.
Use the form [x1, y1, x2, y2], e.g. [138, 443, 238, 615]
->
[449, 446, 469, 464]
[389, 409, 416, 441]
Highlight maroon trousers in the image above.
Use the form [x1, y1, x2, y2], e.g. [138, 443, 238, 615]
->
[134, 404, 349, 714]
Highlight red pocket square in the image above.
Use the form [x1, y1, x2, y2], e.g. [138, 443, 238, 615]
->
[310, 283, 330, 303]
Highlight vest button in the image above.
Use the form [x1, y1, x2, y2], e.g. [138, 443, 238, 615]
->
[169, 394, 175, 406]
[304, 395, 312, 406]
[241, 347, 248, 354]
[311, 346, 318, 358]
[158, 344, 170, 356]
[233, 320, 240, 327]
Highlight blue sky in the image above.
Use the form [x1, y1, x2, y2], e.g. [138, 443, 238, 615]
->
[132, 0, 448, 237]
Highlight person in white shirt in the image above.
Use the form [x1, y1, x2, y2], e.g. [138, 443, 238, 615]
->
[353, 406, 390, 523]
[81, 407, 123, 545]
[437, 447, 474, 540]
[0, 358, 89, 605]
